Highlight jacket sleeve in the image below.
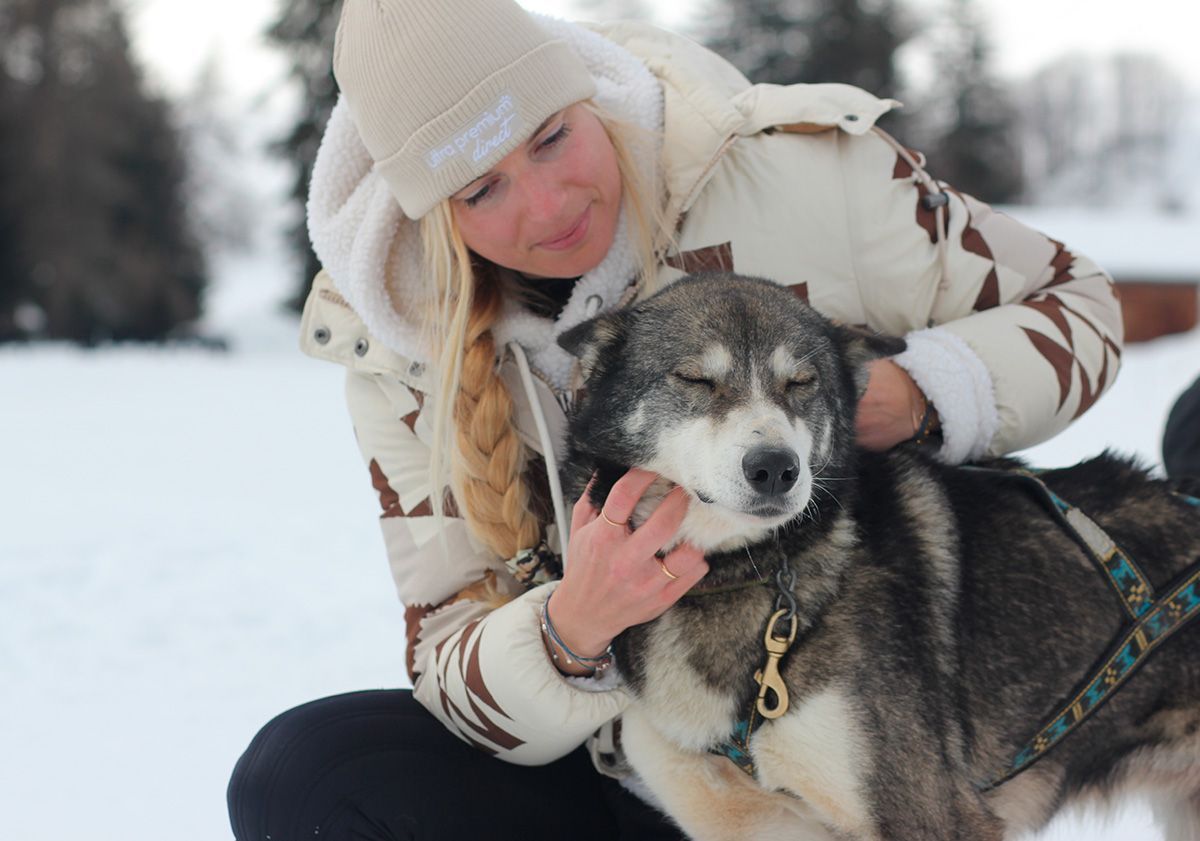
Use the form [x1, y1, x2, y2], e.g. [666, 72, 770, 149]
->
[841, 129, 1124, 460]
[343, 369, 629, 765]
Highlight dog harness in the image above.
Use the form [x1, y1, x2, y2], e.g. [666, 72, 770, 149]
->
[970, 467, 1200, 791]
[707, 466, 1200, 791]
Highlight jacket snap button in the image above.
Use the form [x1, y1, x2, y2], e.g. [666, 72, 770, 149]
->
[313, 327, 331, 345]
[354, 338, 370, 357]
[844, 114, 859, 122]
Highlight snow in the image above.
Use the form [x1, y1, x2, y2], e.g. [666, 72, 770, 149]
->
[1001, 206, 1200, 282]
[3, 250, 1196, 838]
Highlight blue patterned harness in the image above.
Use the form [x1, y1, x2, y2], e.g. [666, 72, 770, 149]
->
[710, 466, 1200, 791]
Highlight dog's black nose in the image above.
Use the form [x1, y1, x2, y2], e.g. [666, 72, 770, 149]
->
[742, 447, 800, 496]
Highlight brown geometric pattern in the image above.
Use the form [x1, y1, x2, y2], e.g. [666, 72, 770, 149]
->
[958, 216, 1001, 313]
[1022, 321, 1116, 418]
[1074, 356, 1107, 420]
[1044, 239, 1077, 289]
[434, 618, 525, 755]
[369, 458, 404, 518]
[1022, 328, 1075, 412]
[368, 446, 460, 521]
[891, 150, 940, 245]
[400, 387, 425, 433]
[404, 602, 435, 679]
[406, 577, 500, 680]
[1022, 294, 1074, 350]
[665, 242, 735, 274]
[974, 269, 1001, 312]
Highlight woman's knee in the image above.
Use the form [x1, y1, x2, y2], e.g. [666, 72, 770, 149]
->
[227, 689, 420, 840]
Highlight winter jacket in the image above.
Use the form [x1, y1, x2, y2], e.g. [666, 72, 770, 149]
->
[299, 19, 1123, 773]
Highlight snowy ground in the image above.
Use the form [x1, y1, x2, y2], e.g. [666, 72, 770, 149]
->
[2, 260, 1195, 839]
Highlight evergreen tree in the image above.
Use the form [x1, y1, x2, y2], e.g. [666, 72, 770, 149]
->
[0, 25, 22, 340]
[265, 0, 342, 311]
[0, 0, 205, 343]
[919, 0, 1021, 201]
[698, 0, 912, 100]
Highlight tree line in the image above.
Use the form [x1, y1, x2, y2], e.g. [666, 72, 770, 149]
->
[0, 0, 1186, 342]
[0, 0, 204, 343]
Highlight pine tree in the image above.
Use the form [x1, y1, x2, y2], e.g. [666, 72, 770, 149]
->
[0, 0, 205, 343]
[0, 28, 22, 340]
[265, 0, 342, 311]
[920, 0, 1021, 202]
[699, 0, 912, 99]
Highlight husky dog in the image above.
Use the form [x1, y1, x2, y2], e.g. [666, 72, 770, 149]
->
[557, 273, 1200, 841]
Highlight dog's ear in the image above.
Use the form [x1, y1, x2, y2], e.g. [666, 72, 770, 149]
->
[833, 324, 907, 396]
[558, 311, 631, 381]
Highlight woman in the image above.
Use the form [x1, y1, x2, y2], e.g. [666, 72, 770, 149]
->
[228, 0, 1124, 838]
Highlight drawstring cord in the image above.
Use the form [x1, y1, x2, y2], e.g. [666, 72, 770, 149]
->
[509, 342, 572, 562]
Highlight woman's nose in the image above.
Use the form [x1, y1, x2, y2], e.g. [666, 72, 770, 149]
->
[517, 172, 568, 223]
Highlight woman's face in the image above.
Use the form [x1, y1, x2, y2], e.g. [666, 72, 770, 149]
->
[449, 103, 622, 279]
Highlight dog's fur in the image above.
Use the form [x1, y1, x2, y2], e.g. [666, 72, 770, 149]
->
[557, 273, 1200, 841]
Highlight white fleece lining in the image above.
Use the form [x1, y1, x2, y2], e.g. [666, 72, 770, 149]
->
[306, 15, 664, 390]
[892, 327, 999, 464]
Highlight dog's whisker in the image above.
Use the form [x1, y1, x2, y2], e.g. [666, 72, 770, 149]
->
[744, 546, 764, 581]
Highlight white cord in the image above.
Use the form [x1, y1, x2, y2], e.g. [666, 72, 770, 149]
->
[510, 342, 572, 562]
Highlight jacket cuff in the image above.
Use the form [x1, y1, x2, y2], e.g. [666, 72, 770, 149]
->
[892, 327, 999, 464]
[413, 582, 629, 766]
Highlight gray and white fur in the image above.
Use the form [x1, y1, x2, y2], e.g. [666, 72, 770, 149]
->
[557, 272, 1200, 841]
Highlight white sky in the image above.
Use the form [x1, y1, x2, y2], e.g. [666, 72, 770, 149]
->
[127, 0, 1200, 101]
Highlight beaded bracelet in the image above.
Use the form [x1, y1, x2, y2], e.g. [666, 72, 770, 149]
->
[540, 592, 614, 674]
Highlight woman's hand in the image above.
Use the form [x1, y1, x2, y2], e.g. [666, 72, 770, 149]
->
[855, 359, 936, 451]
[545, 468, 708, 674]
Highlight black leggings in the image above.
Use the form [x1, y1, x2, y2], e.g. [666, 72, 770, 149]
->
[227, 689, 686, 841]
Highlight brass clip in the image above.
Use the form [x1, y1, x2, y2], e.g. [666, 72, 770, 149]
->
[753, 608, 799, 719]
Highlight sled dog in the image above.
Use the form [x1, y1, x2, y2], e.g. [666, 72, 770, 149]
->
[558, 272, 1200, 841]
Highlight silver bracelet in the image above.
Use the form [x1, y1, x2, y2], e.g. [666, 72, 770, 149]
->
[540, 592, 613, 673]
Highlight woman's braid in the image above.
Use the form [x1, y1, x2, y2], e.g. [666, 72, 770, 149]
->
[452, 273, 542, 560]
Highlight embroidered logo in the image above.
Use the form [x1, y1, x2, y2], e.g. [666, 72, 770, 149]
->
[426, 94, 522, 170]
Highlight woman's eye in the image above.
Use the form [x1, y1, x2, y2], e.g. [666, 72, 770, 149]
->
[463, 182, 494, 208]
[673, 373, 716, 390]
[537, 123, 572, 152]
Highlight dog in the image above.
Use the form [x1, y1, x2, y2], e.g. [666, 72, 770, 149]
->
[557, 272, 1200, 841]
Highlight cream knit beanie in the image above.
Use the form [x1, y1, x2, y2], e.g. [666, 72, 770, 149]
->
[333, 0, 597, 219]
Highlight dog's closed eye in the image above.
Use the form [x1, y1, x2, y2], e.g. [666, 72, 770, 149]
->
[786, 374, 817, 392]
[673, 372, 717, 390]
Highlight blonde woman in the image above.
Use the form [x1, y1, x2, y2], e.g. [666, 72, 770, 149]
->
[227, 0, 1124, 838]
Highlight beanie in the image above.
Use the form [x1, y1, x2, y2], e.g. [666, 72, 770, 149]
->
[333, 0, 598, 219]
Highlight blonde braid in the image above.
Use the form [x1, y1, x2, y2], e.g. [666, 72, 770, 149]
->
[421, 205, 542, 562]
[451, 266, 542, 560]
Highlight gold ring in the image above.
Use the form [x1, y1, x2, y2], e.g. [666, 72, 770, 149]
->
[656, 556, 680, 580]
[600, 510, 628, 529]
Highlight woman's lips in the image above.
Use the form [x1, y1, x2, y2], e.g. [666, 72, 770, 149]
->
[539, 206, 591, 251]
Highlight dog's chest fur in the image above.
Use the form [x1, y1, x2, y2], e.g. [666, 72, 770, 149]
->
[613, 512, 862, 750]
